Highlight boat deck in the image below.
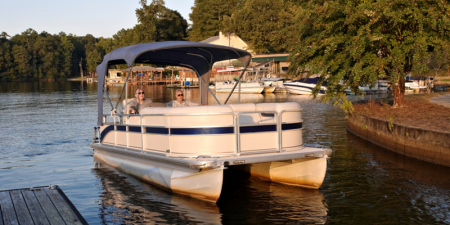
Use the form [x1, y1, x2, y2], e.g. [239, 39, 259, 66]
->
[0, 185, 87, 225]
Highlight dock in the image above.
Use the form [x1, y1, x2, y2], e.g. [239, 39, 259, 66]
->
[0, 185, 87, 225]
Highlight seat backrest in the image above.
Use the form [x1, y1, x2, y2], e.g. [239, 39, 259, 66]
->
[122, 98, 135, 114]
[229, 103, 260, 125]
[256, 102, 302, 123]
[147, 102, 167, 108]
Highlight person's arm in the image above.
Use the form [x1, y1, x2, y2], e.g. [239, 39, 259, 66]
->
[187, 100, 200, 106]
[128, 100, 137, 114]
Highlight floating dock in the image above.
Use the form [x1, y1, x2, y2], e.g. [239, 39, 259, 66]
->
[0, 185, 87, 225]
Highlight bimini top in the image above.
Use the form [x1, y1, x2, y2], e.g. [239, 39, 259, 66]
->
[96, 41, 252, 126]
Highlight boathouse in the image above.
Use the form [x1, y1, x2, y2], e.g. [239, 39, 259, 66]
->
[201, 32, 291, 76]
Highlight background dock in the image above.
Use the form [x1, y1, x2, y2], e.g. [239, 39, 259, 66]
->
[0, 185, 87, 225]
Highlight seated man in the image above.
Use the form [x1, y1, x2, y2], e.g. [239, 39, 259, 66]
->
[127, 88, 152, 114]
[166, 89, 199, 107]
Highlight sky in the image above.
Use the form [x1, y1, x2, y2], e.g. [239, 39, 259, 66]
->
[0, 0, 195, 38]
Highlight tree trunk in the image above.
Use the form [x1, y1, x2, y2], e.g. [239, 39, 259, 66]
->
[392, 74, 405, 107]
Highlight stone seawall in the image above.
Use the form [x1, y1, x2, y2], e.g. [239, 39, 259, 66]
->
[346, 113, 450, 167]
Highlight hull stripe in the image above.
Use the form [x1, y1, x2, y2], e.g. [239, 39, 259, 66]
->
[100, 122, 302, 141]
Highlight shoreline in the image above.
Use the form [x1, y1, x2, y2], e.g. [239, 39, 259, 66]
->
[347, 92, 450, 166]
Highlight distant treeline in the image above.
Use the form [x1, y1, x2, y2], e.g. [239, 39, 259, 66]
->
[1, 0, 449, 84]
[0, 0, 189, 82]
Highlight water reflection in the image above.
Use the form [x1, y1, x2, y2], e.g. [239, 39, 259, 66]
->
[93, 165, 222, 224]
[346, 132, 450, 224]
[218, 168, 328, 224]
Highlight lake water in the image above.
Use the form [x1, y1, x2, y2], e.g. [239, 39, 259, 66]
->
[1, 81, 449, 224]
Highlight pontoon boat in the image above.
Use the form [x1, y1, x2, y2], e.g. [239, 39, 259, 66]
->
[91, 41, 332, 202]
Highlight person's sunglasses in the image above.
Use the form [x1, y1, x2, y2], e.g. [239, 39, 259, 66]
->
[136, 92, 145, 94]
[177, 94, 184, 97]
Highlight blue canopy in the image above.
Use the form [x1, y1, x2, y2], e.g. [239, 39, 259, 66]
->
[96, 41, 252, 126]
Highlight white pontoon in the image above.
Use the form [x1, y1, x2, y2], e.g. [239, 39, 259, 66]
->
[91, 41, 332, 202]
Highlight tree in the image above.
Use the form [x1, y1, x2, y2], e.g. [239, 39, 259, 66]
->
[10, 29, 39, 80]
[34, 32, 61, 79]
[288, 0, 450, 108]
[113, 28, 137, 48]
[135, 0, 188, 43]
[189, 0, 242, 41]
[222, 0, 298, 53]
[12, 45, 32, 79]
[59, 33, 75, 78]
[84, 35, 102, 73]
[0, 32, 13, 81]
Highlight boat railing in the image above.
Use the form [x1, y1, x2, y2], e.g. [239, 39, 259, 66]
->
[100, 107, 303, 157]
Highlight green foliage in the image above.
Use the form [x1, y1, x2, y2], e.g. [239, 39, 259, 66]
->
[0, 32, 14, 81]
[135, 0, 188, 43]
[189, 0, 242, 41]
[222, 0, 299, 53]
[0, 29, 88, 81]
[288, 0, 450, 107]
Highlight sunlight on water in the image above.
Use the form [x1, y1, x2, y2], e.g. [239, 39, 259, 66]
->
[0, 81, 449, 224]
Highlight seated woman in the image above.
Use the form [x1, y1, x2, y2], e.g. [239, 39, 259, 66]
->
[127, 88, 152, 114]
[166, 89, 199, 107]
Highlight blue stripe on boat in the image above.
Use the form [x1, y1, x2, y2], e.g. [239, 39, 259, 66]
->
[282, 122, 302, 130]
[240, 125, 276, 133]
[100, 125, 115, 141]
[129, 126, 142, 132]
[145, 127, 169, 134]
[116, 126, 126, 131]
[100, 122, 302, 142]
[171, 127, 234, 135]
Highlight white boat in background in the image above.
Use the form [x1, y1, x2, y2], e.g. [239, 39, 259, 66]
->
[284, 78, 327, 95]
[405, 76, 427, 90]
[344, 80, 389, 94]
[261, 77, 289, 93]
[263, 85, 276, 93]
[91, 41, 332, 202]
[214, 81, 264, 94]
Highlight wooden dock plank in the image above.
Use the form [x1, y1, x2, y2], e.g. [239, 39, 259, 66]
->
[33, 188, 66, 225]
[10, 190, 34, 225]
[1, 186, 86, 225]
[21, 189, 50, 225]
[0, 191, 18, 225]
[44, 187, 85, 225]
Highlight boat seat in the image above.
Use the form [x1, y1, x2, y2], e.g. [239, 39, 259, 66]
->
[256, 102, 302, 123]
[146, 102, 167, 108]
[229, 103, 260, 125]
[139, 105, 234, 127]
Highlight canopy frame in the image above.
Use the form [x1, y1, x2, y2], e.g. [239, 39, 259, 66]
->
[96, 41, 252, 126]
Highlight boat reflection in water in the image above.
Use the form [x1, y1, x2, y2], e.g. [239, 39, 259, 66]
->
[219, 168, 328, 224]
[93, 163, 328, 224]
[93, 165, 222, 224]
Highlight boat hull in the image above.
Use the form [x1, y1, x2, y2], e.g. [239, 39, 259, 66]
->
[244, 157, 327, 189]
[284, 82, 326, 95]
[263, 86, 276, 93]
[214, 82, 264, 94]
[93, 148, 224, 202]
